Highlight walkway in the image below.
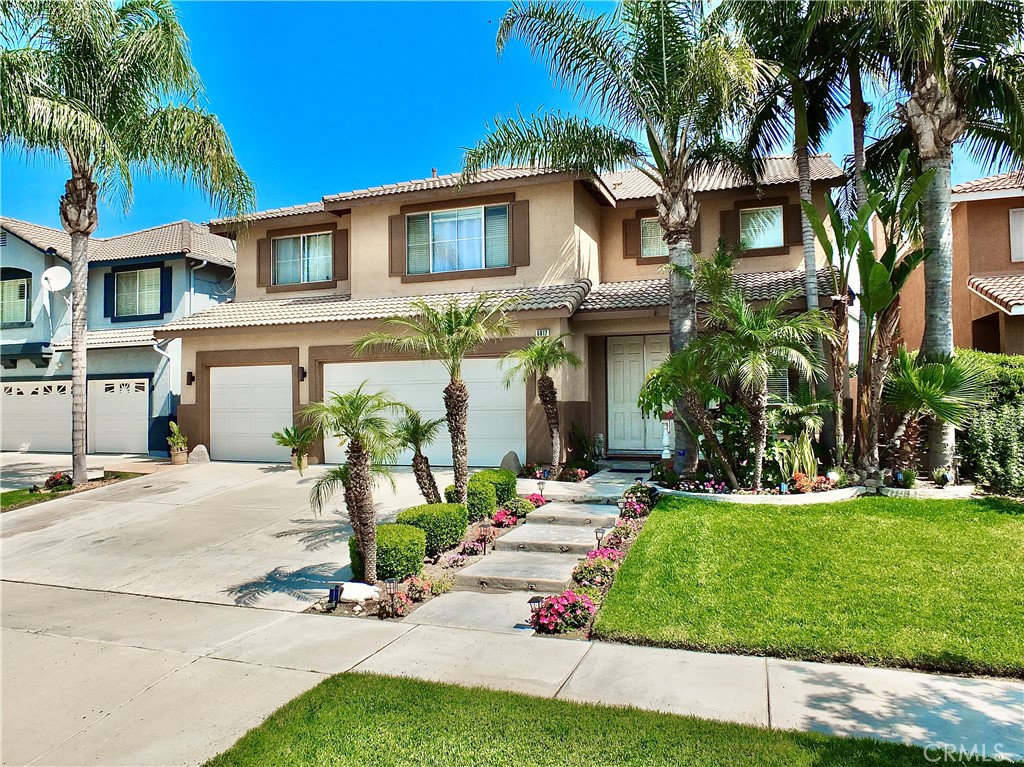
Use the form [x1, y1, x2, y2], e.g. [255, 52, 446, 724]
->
[4, 581, 1021, 766]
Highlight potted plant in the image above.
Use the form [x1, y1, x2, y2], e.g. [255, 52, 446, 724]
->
[272, 424, 316, 472]
[167, 421, 188, 465]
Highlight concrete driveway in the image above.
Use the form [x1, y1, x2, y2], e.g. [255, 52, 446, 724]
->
[0, 451, 153, 491]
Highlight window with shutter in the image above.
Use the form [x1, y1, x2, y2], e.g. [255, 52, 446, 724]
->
[115, 268, 161, 317]
[0, 278, 29, 324]
[272, 232, 333, 285]
[640, 217, 668, 258]
[740, 206, 785, 250]
[406, 203, 510, 275]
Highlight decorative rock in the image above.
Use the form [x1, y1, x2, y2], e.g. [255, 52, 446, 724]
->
[500, 450, 523, 475]
[352, 604, 363, 614]
[863, 479, 878, 488]
[340, 582, 380, 603]
[187, 444, 210, 464]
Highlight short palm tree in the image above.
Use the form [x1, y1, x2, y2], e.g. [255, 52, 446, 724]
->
[394, 410, 446, 504]
[463, 0, 762, 473]
[1, 0, 255, 485]
[502, 334, 582, 477]
[354, 294, 517, 504]
[304, 384, 402, 585]
[699, 290, 836, 490]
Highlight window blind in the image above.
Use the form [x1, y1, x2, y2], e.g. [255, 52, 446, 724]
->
[740, 206, 784, 250]
[640, 217, 668, 258]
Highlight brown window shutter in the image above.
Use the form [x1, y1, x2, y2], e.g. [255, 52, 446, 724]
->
[720, 209, 740, 249]
[690, 214, 702, 255]
[623, 218, 640, 259]
[257, 238, 272, 286]
[388, 214, 406, 277]
[333, 229, 349, 281]
[783, 203, 803, 246]
[510, 200, 530, 267]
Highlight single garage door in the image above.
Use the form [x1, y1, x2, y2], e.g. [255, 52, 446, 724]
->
[322, 358, 526, 467]
[1, 381, 72, 452]
[209, 365, 293, 462]
[88, 378, 149, 454]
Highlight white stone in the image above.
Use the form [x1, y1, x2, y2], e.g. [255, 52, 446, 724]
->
[187, 445, 210, 464]
[340, 582, 379, 603]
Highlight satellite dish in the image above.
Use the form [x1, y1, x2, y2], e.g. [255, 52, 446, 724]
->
[41, 266, 71, 292]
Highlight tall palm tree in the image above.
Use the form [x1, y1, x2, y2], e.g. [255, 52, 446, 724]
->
[869, 0, 1024, 469]
[305, 384, 402, 585]
[502, 334, 582, 477]
[355, 294, 517, 504]
[698, 289, 836, 490]
[1, 0, 255, 485]
[394, 410, 446, 504]
[463, 0, 762, 474]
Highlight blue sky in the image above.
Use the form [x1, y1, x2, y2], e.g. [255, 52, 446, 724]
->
[0, 1, 999, 236]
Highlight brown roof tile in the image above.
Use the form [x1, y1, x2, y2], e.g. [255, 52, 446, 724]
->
[952, 171, 1024, 196]
[324, 167, 566, 204]
[968, 273, 1024, 314]
[51, 326, 157, 351]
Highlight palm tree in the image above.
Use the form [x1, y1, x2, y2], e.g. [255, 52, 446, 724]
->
[1, 0, 254, 485]
[698, 289, 836, 490]
[463, 0, 762, 474]
[354, 294, 517, 504]
[304, 384, 401, 585]
[502, 334, 581, 477]
[394, 410, 446, 504]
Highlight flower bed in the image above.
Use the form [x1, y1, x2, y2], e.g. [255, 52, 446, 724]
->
[520, 462, 596, 482]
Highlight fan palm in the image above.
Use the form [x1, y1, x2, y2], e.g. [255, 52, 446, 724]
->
[698, 290, 836, 490]
[304, 384, 402, 585]
[394, 410, 446, 504]
[463, 0, 763, 473]
[354, 294, 518, 504]
[502, 334, 582, 477]
[1, 0, 254, 484]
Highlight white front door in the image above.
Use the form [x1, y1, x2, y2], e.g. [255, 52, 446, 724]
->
[87, 379, 149, 454]
[606, 334, 672, 453]
[322, 358, 526, 467]
[209, 365, 293, 462]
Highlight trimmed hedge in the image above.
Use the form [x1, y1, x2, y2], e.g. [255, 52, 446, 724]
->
[396, 503, 468, 558]
[444, 479, 496, 522]
[956, 349, 1024, 408]
[501, 497, 535, 517]
[472, 468, 517, 505]
[960, 403, 1024, 497]
[349, 523, 425, 582]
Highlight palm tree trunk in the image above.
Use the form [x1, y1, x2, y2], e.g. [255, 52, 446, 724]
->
[412, 452, 441, 504]
[749, 389, 769, 491]
[683, 391, 739, 490]
[59, 170, 99, 486]
[861, 301, 901, 476]
[443, 378, 469, 503]
[848, 49, 869, 209]
[831, 296, 849, 461]
[347, 439, 377, 584]
[537, 373, 562, 476]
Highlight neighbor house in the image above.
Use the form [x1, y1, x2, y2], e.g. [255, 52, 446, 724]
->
[158, 157, 844, 466]
[0, 218, 235, 454]
[899, 171, 1024, 355]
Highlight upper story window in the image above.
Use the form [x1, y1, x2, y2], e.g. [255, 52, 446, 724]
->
[640, 217, 668, 258]
[740, 205, 784, 250]
[115, 267, 161, 317]
[406, 204, 509, 275]
[1, 276, 29, 325]
[272, 232, 333, 285]
[1010, 208, 1023, 263]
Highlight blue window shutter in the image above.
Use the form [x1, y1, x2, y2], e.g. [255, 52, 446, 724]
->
[103, 273, 115, 317]
[159, 266, 172, 315]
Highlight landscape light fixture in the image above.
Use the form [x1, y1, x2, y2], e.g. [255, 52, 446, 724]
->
[594, 527, 606, 549]
[634, 477, 644, 484]
[537, 480, 546, 496]
[528, 595, 544, 620]
[479, 519, 492, 555]
[383, 578, 398, 597]
[617, 498, 626, 512]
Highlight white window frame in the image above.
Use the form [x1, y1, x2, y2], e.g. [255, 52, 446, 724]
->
[1010, 208, 1024, 263]
[640, 217, 669, 258]
[739, 205, 785, 250]
[114, 267, 161, 318]
[0, 277, 29, 324]
[406, 203, 510, 275]
[271, 231, 334, 286]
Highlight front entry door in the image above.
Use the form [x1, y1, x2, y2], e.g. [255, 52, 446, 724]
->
[606, 334, 671, 452]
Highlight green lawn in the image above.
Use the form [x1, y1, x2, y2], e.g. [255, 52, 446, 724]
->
[0, 488, 49, 512]
[206, 673, 932, 767]
[594, 496, 1024, 676]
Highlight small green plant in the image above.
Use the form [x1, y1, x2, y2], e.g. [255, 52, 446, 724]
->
[891, 468, 918, 489]
[430, 574, 454, 597]
[403, 575, 432, 602]
[501, 497, 535, 517]
[472, 468, 517, 505]
[395, 503, 468, 558]
[271, 424, 316, 457]
[377, 592, 413, 619]
[348, 523, 425, 582]
[827, 466, 852, 489]
[167, 421, 188, 452]
[932, 466, 952, 488]
[43, 471, 73, 491]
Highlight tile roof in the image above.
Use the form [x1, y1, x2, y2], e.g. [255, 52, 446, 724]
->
[0, 217, 236, 267]
[157, 281, 592, 333]
[209, 201, 324, 227]
[578, 269, 838, 312]
[968, 273, 1024, 315]
[323, 167, 566, 204]
[952, 171, 1024, 196]
[51, 326, 158, 351]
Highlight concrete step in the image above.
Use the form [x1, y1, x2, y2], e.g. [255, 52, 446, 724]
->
[493, 523, 599, 555]
[525, 502, 620, 528]
[453, 551, 581, 593]
[403, 590, 537, 634]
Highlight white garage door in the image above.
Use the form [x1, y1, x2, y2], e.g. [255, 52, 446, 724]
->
[1, 381, 72, 452]
[88, 379, 149, 454]
[322, 358, 525, 467]
[209, 365, 293, 462]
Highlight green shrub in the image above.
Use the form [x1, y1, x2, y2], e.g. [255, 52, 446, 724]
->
[501, 497, 535, 517]
[444, 484, 457, 504]
[396, 503, 468, 558]
[956, 349, 1024, 408]
[443, 480, 496, 521]
[961, 403, 1024, 497]
[472, 468, 517, 504]
[348, 523, 425, 582]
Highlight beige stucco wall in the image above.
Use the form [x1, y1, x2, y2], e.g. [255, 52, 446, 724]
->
[573, 183, 603, 285]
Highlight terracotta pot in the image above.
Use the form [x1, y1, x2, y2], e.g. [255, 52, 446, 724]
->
[291, 454, 308, 471]
[170, 449, 188, 466]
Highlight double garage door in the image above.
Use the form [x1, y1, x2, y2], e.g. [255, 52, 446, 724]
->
[1, 378, 150, 454]
[206, 360, 526, 467]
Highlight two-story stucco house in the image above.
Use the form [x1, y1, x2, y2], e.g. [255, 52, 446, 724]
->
[158, 157, 843, 466]
[0, 218, 235, 454]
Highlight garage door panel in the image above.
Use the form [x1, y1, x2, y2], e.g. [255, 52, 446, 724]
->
[88, 379, 149, 454]
[1, 381, 72, 452]
[210, 365, 293, 462]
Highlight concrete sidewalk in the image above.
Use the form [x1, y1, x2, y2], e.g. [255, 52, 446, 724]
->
[3, 581, 1021, 766]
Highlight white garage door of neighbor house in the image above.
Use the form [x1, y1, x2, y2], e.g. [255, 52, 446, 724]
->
[1, 380, 72, 452]
[87, 379, 149, 454]
[322, 359, 526, 467]
[209, 365, 293, 462]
